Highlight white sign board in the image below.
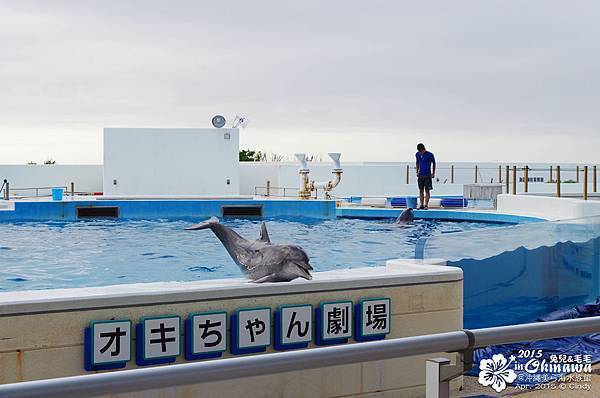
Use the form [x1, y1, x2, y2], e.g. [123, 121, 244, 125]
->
[142, 316, 181, 360]
[91, 320, 132, 365]
[237, 308, 271, 349]
[191, 312, 227, 355]
[280, 305, 312, 346]
[321, 301, 353, 341]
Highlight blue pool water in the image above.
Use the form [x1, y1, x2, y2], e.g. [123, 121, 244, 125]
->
[0, 217, 500, 291]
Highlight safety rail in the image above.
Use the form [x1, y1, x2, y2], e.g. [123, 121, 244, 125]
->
[6, 185, 68, 199]
[254, 184, 319, 199]
[254, 164, 597, 200]
[0, 182, 98, 200]
[0, 317, 597, 398]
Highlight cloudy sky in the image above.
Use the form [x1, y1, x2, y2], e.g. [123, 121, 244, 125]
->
[1, 0, 599, 164]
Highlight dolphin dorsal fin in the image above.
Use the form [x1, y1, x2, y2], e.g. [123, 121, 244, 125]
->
[259, 222, 271, 243]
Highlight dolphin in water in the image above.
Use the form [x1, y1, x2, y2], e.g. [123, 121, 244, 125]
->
[185, 217, 313, 283]
[395, 208, 414, 224]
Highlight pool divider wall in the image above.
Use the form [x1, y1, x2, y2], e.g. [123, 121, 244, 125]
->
[0, 199, 337, 221]
[0, 262, 463, 398]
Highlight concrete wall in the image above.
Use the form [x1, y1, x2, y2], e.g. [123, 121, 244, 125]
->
[497, 194, 600, 220]
[103, 128, 239, 196]
[0, 264, 463, 398]
[0, 165, 102, 195]
[1, 161, 593, 199]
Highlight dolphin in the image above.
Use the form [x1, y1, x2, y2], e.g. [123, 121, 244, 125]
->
[395, 208, 414, 224]
[185, 217, 313, 283]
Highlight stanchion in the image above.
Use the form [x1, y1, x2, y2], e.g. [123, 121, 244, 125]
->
[556, 165, 561, 197]
[584, 166, 588, 200]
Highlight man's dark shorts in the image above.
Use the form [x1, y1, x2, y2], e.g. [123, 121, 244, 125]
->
[418, 175, 433, 191]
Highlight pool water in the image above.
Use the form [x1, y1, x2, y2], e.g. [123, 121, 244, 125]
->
[0, 217, 500, 291]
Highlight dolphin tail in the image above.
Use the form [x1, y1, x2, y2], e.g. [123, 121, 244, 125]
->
[185, 216, 219, 230]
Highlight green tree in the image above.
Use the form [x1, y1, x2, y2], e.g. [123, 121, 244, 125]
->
[239, 149, 265, 162]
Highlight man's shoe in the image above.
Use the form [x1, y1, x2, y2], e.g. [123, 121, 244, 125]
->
[418, 205, 425, 210]
[423, 206, 429, 210]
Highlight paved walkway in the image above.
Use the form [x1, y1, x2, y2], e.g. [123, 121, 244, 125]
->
[455, 364, 599, 397]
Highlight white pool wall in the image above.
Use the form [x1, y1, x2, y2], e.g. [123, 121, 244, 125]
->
[0, 263, 463, 398]
[497, 194, 600, 220]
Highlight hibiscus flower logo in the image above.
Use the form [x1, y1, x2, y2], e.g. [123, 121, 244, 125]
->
[478, 354, 517, 392]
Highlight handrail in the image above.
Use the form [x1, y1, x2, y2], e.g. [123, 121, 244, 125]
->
[0, 317, 597, 398]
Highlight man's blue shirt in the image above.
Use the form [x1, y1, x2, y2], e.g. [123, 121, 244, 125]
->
[416, 151, 435, 176]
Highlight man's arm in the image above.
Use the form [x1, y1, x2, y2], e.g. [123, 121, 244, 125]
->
[415, 159, 419, 176]
[431, 154, 436, 178]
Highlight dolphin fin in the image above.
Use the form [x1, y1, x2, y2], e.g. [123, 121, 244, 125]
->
[185, 216, 219, 230]
[258, 222, 271, 243]
[251, 273, 280, 283]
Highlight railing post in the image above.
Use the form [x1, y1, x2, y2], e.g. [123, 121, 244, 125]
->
[524, 166, 529, 193]
[2, 180, 8, 200]
[266, 180, 271, 197]
[583, 166, 588, 200]
[550, 165, 553, 182]
[576, 165, 579, 183]
[594, 165, 597, 193]
[451, 165, 454, 184]
[505, 165, 509, 194]
[556, 165, 561, 197]
[426, 358, 451, 398]
[406, 165, 410, 184]
[70, 182, 75, 197]
[474, 165, 478, 183]
[498, 165, 502, 184]
[512, 165, 517, 195]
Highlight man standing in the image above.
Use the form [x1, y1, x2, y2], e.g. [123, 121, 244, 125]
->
[415, 143, 436, 210]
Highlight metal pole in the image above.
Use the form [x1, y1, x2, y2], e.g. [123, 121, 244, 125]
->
[1, 318, 598, 398]
[71, 182, 75, 197]
[505, 165, 509, 194]
[576, 165, 579, 183]
[524, 166, 529, 193]
[550, 165, 553, 182]
[583, 166, 588, 200]
[5, 181, 9, 200]
[556, 165, 561, 197]
[406, 164, 410, 184]
[451, 165, 454, 184]
[512, 165, 517, 195]
[474, 165, 478, 183]
[498, 165, 502, 184]
[2, 180, 7, 200]
[426, 358, 451, 398]
[594, 165, 597, 193]
[266, 180, 271, 197]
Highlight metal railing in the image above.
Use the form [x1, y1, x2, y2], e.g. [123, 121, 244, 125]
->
[253, 165, 598, 200]
[0, 182, 89, 200]
[254, 183, 319, 199]
[6, 185, 68, 199]
[0, 317, 597, 398]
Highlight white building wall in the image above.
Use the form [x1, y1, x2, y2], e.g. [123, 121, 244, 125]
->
[103, 128, 239, 196]
[238, 163, 280, 196]
[0, 165, 102, 193]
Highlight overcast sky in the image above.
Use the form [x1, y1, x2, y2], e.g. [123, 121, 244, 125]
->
[1, 0, 599, 164]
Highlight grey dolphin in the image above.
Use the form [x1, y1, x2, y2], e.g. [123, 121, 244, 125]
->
[395, 208, 414, 224]
[185, 217, 313, 283]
